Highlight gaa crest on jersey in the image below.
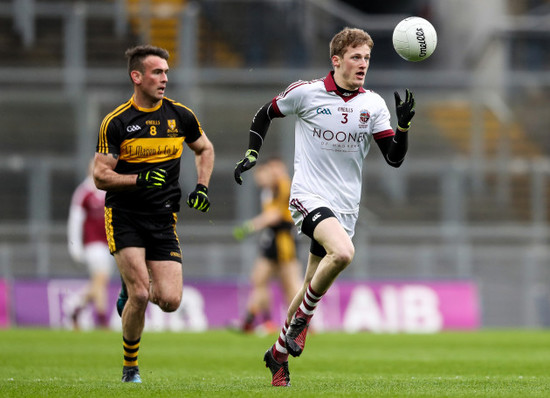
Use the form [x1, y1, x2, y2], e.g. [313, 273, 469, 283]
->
[359, 109, 371, 128]
[167, 119, 179, 136]
[359, 110, 370, 123]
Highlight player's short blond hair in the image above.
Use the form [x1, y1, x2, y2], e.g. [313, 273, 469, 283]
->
[329, 27, 374, 59]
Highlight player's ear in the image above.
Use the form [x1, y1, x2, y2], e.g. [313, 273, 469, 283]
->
[331, 55, 341, 68]
[130, 70, 142, 85]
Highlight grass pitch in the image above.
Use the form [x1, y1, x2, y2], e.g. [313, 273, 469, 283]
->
[0, 329, 549, 397]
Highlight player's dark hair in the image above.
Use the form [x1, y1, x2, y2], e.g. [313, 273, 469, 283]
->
[125, 45, 170, 76]
[329, 27, 374, 59]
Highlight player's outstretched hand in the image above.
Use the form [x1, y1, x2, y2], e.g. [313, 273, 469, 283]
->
[394, 89, 416, 131]
[234, 149, 258, 185]
[137, 168, 167, 189]
[233, 221, 254, 241]
[187, 184, 210, 212]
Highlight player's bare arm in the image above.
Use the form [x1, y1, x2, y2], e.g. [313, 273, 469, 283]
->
[185, 134, 214, 213]
[93, 152, 140, 191]
[187, 134, 215, 187]
[251, 208, 284, 231]
[234, 208, 283, 240]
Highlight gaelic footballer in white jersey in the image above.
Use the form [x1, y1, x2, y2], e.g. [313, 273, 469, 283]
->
[234, 27, 416, 388]
[272, 71, 394, 216]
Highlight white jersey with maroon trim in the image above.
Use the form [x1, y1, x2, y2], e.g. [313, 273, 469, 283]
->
[68, 177, 107, 263]
[271, 72, 394, 213]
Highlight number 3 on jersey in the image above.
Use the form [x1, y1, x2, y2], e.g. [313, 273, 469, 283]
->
[341, 112, 348, 124]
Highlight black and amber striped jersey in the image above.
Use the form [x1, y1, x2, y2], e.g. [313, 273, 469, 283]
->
[261, 175, 294, 230]
[96, 96, 204, 214]
[259, 175, 297, 262]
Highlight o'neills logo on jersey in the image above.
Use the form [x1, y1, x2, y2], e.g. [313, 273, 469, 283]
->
[313, 128, 368, 143]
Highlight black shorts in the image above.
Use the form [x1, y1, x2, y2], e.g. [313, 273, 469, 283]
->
[302, 207, 336, 258]
[104, 207, 182, 263]
[259, 227, 298, 264]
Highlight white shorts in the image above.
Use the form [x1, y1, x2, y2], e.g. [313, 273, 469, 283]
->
[83, 242, 115, 276]
[289, 195, 358, 238]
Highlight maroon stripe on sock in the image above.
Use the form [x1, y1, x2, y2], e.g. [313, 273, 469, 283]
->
[305, 291, 320, 304]
[307, 283, 322, 299]
[277, 320, 289, 349]
[273, 345, 289, 364]
[302, 299, 315, 312]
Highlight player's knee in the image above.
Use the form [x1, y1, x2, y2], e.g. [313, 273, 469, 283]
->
[131, 288, 150, 309]
[330, 245, 355, 271]
[157, 293, 182, 313]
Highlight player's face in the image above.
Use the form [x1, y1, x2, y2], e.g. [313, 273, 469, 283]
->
[332, 44, 371, 91]
[134, 55, 169, 107]
[254, 164, 273, 188]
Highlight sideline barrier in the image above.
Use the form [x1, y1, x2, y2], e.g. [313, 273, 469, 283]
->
[0, 279, 8, 328]
[10, 279, 479, 332]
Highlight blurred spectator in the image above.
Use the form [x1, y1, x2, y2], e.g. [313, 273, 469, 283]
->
[233, 158, 302, 333]
[67, 159, 115, 330]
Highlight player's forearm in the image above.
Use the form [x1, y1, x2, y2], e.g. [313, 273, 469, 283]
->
[194, 140, 215, 187]
[234, 102, 281, 185]
[93, 168, 139, 191]
[67, 206, 85, 260]
[251, 209, 282, 231]
[248, 102, 277, 153]
[384, 129, 408, 168]
[93, 153, 137, 191]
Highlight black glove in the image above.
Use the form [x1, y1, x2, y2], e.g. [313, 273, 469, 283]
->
[187, 184, 210, 212]
[136, 168, 167, 189]
[394, 89, 416, 131]
[234, 149, 258, 185]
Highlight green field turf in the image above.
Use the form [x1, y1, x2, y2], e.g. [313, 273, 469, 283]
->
[0, 329, 549, 397]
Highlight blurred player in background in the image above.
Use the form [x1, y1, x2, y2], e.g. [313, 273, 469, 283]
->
[67, 159, 115, 330]
[94, 45, 214, 383]
[234, 27, 416, 386]
[233, 157, 302, 334]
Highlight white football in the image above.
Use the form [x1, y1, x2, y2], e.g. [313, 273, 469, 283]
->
[392, 16, 437, 62]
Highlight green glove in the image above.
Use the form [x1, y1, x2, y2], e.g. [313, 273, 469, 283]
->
[136, 168, 167, 189]
[233, 221, 254, 241]
[187, 184, 210, 212]
[234, 149, 258, 185]
[394, 89, 416, 131]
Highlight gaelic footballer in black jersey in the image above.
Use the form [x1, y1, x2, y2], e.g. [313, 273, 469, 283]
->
[97, 96, 203, 214]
